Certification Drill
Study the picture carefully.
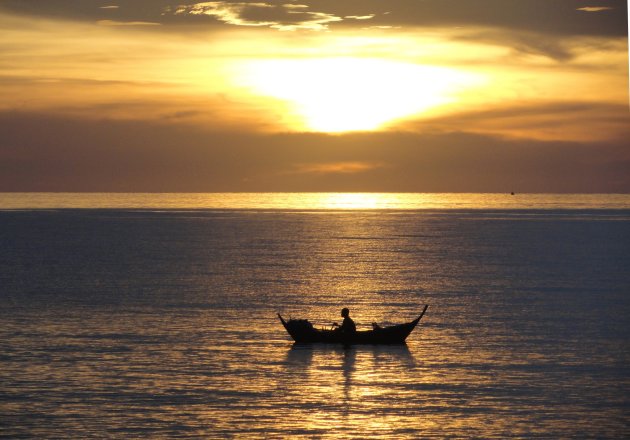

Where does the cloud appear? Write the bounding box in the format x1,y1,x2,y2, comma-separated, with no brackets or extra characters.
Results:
288,161,385,175
345,15,375,20
1,110,628,193
99,5,120,9
96,19,161,26
577,6,614,12
0,1,626,36
452,28,577,61
170,1,343,31
398,101,630,143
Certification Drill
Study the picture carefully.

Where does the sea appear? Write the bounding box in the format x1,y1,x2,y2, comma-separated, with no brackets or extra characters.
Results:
1,193,629,439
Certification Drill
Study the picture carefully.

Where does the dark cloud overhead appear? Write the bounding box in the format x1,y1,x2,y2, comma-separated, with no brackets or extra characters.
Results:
0,0,626,35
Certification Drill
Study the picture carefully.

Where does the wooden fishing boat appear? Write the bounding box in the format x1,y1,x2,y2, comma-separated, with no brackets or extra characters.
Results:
278,305,428,345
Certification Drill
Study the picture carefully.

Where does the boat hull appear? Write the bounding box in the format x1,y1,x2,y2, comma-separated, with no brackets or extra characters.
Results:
278,305,428,345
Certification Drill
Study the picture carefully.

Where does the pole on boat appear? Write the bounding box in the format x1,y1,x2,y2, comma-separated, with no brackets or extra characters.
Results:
420,304,428,318
416,304,429,323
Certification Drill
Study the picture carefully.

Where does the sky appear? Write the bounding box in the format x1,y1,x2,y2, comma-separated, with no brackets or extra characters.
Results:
0,0,628,192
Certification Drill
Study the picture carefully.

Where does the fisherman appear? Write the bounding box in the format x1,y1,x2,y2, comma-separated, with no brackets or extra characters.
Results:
333,307,356,335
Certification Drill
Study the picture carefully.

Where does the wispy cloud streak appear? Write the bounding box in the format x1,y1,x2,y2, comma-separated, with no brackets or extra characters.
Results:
170,1,343,31
576,6,614,12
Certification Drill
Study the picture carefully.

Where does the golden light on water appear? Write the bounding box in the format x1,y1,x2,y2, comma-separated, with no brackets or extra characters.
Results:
234,57,484,132
319,193,382,209
2,193,629,210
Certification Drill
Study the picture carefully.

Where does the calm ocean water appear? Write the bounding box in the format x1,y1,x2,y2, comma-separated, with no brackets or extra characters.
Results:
1,193,629,438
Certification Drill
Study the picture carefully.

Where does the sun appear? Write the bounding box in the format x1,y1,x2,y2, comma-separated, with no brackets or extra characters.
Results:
233,57,481,132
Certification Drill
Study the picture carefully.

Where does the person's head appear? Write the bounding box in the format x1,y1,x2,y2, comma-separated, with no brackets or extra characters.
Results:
341,307,350,318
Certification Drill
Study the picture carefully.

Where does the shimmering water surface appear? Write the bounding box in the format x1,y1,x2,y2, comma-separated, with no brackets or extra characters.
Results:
2,192,630,210
1,194,629,438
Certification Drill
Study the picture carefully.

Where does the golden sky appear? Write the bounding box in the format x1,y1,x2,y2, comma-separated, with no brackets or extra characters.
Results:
0,1,628,192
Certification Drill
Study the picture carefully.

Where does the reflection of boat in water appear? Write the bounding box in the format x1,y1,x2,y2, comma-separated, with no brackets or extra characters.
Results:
278,305,428,345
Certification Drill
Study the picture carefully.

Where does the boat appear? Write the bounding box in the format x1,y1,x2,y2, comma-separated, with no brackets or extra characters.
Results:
278,305,428,345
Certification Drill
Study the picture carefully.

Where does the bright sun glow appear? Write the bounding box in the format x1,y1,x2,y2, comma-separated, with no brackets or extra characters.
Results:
319,193,381,209
234,57,482,132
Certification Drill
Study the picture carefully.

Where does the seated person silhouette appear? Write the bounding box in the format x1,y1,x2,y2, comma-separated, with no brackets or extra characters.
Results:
333,307,356,335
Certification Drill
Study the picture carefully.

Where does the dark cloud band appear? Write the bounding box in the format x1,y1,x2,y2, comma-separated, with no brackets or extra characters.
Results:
0,0,626,36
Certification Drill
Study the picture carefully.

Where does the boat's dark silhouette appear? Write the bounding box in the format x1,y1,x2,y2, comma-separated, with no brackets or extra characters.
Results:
278,305,428,345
